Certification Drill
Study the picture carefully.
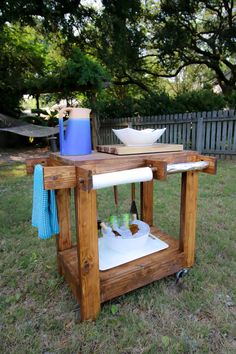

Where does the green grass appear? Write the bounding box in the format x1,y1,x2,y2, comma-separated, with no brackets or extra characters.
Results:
0,160,236,354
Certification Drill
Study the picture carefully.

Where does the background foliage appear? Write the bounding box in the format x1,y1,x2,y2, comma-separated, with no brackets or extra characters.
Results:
0,0,235,119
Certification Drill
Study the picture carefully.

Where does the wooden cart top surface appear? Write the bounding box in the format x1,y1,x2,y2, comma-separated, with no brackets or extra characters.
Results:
49,150,198,168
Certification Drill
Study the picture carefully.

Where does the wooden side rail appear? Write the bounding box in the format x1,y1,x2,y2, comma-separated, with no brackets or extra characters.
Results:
197,154,217,175
42,154,217,190
43,166,76,189
26,156,50,175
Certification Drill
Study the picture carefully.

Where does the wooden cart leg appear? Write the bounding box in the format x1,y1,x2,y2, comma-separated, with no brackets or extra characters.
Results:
179,171,199,268
74,172,100,321
140,180,154,226
55,189,72,275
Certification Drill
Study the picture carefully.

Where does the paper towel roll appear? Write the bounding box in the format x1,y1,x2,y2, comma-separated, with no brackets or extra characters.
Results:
167,161,209,174
92,167,153,190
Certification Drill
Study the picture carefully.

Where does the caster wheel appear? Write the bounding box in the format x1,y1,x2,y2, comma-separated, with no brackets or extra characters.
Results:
175,268,189,283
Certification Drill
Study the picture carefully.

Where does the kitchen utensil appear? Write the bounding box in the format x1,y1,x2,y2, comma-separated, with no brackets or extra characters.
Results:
113,185,119,215
130,183,139,219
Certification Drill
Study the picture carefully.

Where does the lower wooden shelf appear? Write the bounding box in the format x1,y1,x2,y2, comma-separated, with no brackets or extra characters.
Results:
58,226,185,304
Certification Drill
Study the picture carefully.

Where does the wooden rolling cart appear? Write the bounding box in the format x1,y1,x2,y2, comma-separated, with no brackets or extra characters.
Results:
27,149,217,322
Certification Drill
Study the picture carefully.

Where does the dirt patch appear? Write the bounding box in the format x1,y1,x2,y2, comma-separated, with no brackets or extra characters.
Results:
0,147,49,165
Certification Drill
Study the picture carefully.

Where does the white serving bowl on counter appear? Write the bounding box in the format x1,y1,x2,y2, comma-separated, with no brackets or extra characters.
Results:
112,127,166,146
102,220,150,253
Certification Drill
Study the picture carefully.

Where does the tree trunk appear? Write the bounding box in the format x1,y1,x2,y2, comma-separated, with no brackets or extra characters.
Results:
36,93,40,116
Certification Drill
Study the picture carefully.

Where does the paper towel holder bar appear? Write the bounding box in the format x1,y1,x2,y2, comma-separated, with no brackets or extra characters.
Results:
80,161,211,191
42,154,216,190
146,154,217,181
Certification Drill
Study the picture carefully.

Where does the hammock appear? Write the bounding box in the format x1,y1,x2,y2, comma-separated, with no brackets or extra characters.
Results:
0,113,59,138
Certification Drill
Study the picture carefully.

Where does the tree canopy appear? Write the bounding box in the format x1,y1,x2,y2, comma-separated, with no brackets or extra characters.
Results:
0,0,235,118
152,0,236,95
0,22,108,115
90,0,236,95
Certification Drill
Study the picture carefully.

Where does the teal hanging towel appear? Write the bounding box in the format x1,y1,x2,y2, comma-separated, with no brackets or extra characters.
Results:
32,164,59,239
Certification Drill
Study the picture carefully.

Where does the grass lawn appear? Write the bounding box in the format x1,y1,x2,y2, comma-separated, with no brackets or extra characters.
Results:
0,160,236,353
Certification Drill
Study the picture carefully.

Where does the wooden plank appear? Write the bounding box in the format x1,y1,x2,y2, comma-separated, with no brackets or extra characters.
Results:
101,253,184,302
197,155,217,175
210,121,216,151
233,121,236,150
173,123,178,143
227,121,233,151
58,229,184,304
216,121,222,151
179,171,198,268
169,123,173,144
96,143,183,155
196,116,204,153
58,246,80,302
55,189,72,275
192,121,196,150
163,124,167,143
165,125,169,144
145,152,198,165
100,229,184,302
221,120,228,151
43,166,76,190
140,180,154,226
55,189,72,251
50,151,197,176
205,121,211,152
178,122,182,144
186,122,191,150
182,122,186,148
159,124,163,143
146,160,167,180
26,156,49,174
75,167,100,321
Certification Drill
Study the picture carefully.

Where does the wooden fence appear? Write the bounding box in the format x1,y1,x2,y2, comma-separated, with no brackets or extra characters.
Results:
98,109,236,156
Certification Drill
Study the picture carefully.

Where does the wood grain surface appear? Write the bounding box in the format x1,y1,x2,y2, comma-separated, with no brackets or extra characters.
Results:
179,171,199,267
74,167,101,321
96,143,183,155
58,227,184,304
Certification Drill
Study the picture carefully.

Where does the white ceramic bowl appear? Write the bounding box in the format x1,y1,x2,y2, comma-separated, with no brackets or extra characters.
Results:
112,127,166,146
102,220,150,253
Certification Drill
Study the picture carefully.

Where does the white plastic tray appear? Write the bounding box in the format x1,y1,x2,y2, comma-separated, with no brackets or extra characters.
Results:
98,234,169,271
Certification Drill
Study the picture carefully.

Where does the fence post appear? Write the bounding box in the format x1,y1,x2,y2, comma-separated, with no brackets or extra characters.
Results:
196,117,204,153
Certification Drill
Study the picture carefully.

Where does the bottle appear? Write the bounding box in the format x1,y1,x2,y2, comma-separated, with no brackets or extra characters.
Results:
109,215,122,236
121,213,130,229
109,215,119,228
100,222,112,235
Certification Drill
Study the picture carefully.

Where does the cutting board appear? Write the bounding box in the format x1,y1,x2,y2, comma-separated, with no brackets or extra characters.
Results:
96,143,183,155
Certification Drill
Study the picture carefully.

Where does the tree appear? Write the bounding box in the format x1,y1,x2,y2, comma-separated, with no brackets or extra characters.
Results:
24,47,108,95
0,1,105,115
0,0,94,35
88,0,154,91
146,0,236,95
89,1,236,96
0,24,46,115
0,23,108,116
